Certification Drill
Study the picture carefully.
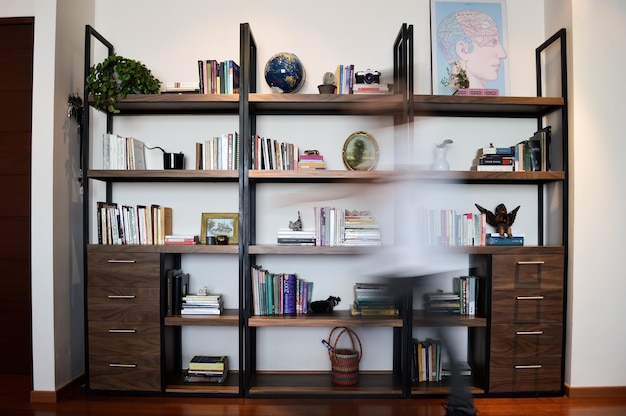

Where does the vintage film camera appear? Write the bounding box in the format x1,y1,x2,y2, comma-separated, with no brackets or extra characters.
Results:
355,69,381,84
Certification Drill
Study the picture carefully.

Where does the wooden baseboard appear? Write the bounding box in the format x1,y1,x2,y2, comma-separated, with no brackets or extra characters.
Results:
30,374,85,403
565,384,626,398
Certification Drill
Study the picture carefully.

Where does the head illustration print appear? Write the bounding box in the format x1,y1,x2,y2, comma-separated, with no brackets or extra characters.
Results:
437,9,506,90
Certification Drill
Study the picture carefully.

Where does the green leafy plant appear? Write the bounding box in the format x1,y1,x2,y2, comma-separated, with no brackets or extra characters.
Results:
85,54,161,113
440,61,469,90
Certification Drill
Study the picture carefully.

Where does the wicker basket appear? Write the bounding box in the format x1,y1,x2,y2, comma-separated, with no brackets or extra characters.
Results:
327,327,362,385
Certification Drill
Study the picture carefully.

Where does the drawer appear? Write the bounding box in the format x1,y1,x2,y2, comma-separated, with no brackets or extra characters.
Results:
492,254,563,290
88,251,160,287
490,323,562,359
88,321,160,355
491,288,563,324
89,354,161,391
489,356,562,393
88,286,160,322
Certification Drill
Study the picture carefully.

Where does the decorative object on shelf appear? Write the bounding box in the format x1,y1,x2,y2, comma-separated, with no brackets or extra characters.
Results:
440,61,469,91
474,203,520,237
431,0,508,95
264,52,306,93
85,54,161,113
200,212,239,245
432,139,453,170
215,235,229,245
288,211,303,231
327,327,362,386
342,131,379,171
354,69,381,84
318,72,336,94
146,145,185,169
310,296,341,314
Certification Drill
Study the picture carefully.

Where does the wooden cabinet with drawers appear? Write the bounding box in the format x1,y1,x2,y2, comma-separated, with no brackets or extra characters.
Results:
86,248,165,391
488,249,565,393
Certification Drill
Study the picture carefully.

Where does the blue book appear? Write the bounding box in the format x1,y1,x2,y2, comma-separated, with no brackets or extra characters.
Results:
486,234,524,246
282,273,297,315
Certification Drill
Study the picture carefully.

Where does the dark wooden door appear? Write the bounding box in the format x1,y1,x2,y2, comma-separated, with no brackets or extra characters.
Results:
0,17,33,374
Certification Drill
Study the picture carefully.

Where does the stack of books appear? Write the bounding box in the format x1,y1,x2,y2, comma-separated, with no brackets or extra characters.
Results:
181,293,224,315
476,145,514,171
297,152,326,170
352,83,389,94
424,292,461,314
276,228,316,245
342,210,381,246
351,282,399,316
164,235,197,245
185,355,229,383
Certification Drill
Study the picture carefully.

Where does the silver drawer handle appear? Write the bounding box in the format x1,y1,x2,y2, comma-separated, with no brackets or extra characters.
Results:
108,329,137,334
515,364,542,369
516,296,544,300
107,295,136,299
517,261,545,265
108,363,137,368
516,331,544,335
107,259,137,263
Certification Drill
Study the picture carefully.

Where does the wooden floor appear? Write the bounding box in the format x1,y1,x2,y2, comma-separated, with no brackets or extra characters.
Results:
5,375,626,416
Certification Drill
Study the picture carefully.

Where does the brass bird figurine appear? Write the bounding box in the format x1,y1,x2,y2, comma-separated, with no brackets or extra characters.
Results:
475,203,520,238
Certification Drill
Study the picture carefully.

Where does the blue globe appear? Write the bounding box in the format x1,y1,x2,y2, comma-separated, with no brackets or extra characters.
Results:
264,52,305,93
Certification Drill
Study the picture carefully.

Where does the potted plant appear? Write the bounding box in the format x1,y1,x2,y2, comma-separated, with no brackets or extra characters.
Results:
440,61,469,92
318,71,336,94
85,54,161,113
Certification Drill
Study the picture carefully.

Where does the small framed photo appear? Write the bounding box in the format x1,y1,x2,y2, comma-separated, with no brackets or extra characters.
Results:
430,0,508,95
200,212,238,245
342,131,379,171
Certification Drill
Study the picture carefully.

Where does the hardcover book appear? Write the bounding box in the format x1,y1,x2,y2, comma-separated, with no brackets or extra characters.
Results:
188,355,228,371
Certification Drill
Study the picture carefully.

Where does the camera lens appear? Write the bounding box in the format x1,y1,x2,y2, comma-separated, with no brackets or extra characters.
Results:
364,73,374,84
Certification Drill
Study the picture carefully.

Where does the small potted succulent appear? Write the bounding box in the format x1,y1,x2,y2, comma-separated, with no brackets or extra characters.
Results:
318,71,336,94
86,54,161,113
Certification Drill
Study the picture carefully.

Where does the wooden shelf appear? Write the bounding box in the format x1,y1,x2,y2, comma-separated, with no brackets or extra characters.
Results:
249,245,380,255
164,309,239,326
248,372,402,396
87,244,239,254
248,310,402,327
165,370,240,394
412,95,564,118
412,310,487,328
248,169,394,183
87,169,238,182
248,93,404,115
89,93,240,115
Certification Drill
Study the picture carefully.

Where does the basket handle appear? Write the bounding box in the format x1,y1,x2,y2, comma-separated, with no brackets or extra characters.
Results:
327,327,362,363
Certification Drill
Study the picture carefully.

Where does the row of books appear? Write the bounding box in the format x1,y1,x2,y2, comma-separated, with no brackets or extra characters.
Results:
194,132,240,170
411,338,472,383
314,207,381,247
416,208,524,247
103,133,146,170
96,202,171,245
185,355,229,384
351,282,399,316
197,59,240,95
250,266,314,316
476,126,551,172
251,134,300,170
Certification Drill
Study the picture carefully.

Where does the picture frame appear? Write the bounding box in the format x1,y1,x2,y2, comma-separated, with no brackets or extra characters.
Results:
200,212,238,245
342,131,379,171
430,0,508,95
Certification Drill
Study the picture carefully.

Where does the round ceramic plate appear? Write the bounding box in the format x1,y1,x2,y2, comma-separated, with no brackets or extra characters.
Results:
342,131,379,171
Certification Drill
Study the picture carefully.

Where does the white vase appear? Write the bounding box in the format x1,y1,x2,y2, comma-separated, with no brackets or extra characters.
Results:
432,146,449,170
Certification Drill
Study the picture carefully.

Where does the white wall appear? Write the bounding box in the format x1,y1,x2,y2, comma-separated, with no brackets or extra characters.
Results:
567,0,626,388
